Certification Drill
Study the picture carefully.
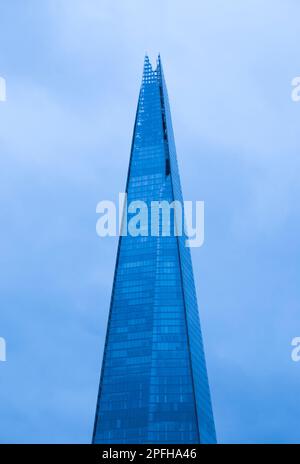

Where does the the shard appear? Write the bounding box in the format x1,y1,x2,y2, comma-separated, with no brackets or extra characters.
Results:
93,56,216,444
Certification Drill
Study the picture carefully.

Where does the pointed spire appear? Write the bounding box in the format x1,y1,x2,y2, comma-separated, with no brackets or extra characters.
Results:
156,53,163,84
142,54,156,84
143,54,151,74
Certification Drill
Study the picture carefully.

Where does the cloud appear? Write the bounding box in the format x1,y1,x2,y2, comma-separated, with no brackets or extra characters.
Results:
0,0,300,443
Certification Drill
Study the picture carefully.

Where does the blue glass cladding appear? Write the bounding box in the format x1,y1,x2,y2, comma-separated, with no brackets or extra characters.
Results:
93,56,216,444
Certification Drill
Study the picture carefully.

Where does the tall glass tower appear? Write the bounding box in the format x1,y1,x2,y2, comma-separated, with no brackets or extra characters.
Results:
93,56,216,444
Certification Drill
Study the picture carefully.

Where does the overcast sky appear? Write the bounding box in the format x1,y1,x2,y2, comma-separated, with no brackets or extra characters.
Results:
0,0,300,443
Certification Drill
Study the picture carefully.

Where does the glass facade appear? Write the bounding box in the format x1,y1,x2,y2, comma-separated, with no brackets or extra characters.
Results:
93,56,216,444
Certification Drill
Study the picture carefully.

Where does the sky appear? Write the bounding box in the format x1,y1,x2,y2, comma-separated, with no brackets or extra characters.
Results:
0,0,300,444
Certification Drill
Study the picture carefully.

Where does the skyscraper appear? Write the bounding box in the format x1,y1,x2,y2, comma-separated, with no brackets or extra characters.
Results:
93,56,216,444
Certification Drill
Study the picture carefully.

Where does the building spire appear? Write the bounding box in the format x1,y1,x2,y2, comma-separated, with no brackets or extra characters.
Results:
93,55,217,444
142,54,156,83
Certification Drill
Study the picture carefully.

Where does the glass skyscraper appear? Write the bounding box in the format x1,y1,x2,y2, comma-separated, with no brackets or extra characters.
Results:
93,56,216,444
